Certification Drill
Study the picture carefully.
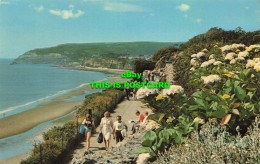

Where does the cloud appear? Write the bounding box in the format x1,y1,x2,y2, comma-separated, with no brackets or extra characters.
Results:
196,18,203,23
150,13,155,17
177,3,190,12
0,0,9,5
103,3,144,12
245,6,249,10
35,5,44,12
49,6,84,19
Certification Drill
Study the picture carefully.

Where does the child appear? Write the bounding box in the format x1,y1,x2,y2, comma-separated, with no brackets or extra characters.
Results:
112,115,128,144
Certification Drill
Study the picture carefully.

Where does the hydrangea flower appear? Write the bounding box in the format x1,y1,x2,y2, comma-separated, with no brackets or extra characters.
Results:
136,87,158,99
196,52,205,58
201,75,221,84
225,52,236,60
162,85,184,96
254,63,260,71
246,60,256,68
191,54,197,58
190,67,195,71
236,57,245,61
213,61,222,65
230,59,236,64
146,121,160,131
209,54,215,59
238,51,249,58
190,58,198,66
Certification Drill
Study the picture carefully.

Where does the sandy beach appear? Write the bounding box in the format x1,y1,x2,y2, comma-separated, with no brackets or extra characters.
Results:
0,100,83,139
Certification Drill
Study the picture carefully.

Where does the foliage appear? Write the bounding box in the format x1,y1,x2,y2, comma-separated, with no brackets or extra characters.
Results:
134,60,156,80
135,27,260,159
151,46,179,62
155,118,260,164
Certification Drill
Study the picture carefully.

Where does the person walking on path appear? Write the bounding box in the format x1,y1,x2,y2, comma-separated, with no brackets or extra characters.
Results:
100,111,113,151
112,115,128,144
82,114,96,151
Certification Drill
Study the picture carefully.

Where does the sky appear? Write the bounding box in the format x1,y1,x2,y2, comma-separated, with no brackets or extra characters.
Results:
0,0,259,58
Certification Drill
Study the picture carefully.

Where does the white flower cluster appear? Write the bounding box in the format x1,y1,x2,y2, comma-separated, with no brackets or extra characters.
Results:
200,59,216,68
225,52,236,60
246,58,260,71
190,58,198,66
201,74,221,84
191,52,206,59
136,87,158,99
213,61,222,65
238,51,249,58
246,44,260,52
162,85,184,96
221,44,245,52
145,120,160,131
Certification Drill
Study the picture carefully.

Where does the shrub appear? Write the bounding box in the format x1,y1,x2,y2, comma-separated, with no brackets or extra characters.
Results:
154,118,260,164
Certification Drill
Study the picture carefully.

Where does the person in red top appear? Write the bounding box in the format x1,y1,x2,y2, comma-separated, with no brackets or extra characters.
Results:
130,111,148,135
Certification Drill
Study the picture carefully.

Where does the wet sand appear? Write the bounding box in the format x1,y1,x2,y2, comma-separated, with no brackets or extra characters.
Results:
0,100,83,139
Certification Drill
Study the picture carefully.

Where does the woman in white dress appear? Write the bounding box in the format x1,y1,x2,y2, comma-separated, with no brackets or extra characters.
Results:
100,111,113,151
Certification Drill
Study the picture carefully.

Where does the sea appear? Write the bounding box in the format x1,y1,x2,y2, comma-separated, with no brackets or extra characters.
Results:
0,59,110,160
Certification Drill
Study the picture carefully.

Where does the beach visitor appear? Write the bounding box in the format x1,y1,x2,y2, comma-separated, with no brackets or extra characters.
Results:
100,111,113,151
82,114,96,151
130,111,148,135
112,115,128,144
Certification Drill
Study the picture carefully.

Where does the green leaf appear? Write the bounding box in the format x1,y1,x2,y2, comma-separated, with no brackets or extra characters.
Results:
158,113,166,122
192,91,202,98
225,79,232,88
173,132,184,144
234,81,240,89
235,86,246,101
194,98,205,107
212,106,228,118
188,105,200,111
134,147,156,157
159,129,170,144
142,131,157,147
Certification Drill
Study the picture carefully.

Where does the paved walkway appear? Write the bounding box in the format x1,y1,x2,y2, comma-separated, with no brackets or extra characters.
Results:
68,97,151,164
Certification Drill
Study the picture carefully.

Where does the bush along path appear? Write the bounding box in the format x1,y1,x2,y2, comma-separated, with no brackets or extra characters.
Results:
133,40,260,162
70,99,152,164
21,89,125,164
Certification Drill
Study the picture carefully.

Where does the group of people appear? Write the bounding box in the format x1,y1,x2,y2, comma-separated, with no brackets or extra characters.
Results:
81,110,149,152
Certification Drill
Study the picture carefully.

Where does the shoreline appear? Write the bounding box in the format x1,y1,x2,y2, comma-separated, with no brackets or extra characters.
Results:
0,69,129,163
58,65,132,74
0,100,83,139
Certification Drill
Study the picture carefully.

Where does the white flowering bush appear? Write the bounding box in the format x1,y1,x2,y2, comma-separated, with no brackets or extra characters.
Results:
161,85,184,97
136,87,159,99
135,39,260,159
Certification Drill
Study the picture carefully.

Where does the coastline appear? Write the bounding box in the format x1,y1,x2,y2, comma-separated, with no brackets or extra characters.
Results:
0,68,129,163
0,100,83,139
58,65,132,74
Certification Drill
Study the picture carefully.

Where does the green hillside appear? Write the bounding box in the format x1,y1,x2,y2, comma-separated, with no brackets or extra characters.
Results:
13,42,180,68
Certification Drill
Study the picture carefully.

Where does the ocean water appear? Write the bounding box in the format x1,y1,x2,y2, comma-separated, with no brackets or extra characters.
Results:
0,59,111,160
0,59,110,117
